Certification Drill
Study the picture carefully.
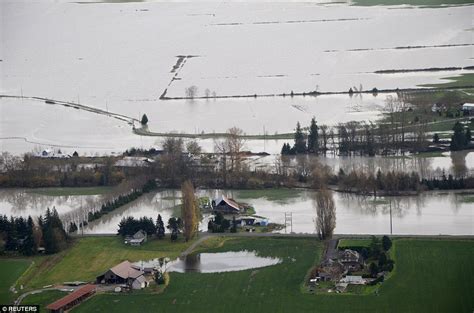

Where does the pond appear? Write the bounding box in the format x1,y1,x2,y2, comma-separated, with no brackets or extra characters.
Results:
134,251,282,273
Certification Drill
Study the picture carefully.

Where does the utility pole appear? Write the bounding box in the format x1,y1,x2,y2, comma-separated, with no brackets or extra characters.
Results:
284,212,293,233
389,202,393,235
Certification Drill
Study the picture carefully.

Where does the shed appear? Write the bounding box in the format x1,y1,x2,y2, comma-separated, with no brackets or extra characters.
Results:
212,195,242,214
463,103,474,112
46,284,96,313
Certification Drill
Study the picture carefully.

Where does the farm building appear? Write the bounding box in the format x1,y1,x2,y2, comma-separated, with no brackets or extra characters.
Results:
462,103,474,112
46,284,96,313
339,275,366,285
126,230,147,246
212,195,243,214
338,249,364,272
237,216,268,226
96,260,148,289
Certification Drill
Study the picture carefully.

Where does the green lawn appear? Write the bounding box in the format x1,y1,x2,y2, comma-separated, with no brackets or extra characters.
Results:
338,239,372,249
0,259,31,304
28,187,113,196
236,188,303,203
22,290,67,313
17,236,194,290
73,238,474,313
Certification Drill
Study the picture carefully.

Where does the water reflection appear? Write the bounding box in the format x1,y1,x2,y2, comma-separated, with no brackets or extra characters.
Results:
137,251,282,273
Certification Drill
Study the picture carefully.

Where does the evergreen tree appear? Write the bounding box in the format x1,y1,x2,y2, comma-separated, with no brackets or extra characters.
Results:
466,128,472,144
307,117,319,153
450,122,467,151
156,214,165,239
21,216,36,256
141,114,149,125
293,122,307,154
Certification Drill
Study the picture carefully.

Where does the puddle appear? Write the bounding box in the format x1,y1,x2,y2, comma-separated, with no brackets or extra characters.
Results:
135,251,282,274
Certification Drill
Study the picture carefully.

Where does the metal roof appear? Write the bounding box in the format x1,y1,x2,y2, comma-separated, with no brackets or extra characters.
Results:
46,284,96,310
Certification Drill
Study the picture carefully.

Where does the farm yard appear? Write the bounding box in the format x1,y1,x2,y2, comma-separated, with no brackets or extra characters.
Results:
1,236,472,313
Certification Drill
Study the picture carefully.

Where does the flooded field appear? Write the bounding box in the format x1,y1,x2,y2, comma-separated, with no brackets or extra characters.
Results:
1,1,472,155
75,188,474,235
135,251,282,273
0,188,106,218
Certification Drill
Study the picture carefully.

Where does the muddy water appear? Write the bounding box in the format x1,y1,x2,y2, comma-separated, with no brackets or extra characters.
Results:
135,251,282,273
1,2,472,155
75,189,474,235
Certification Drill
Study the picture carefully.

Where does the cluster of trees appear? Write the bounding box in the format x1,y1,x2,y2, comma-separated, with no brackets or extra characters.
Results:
0,152,125,188
207,212,232,233
362,236,394,278
421,174,474,190
337,169,421,195
450,121,472,151
88,180,157,222
117,214,183,241
0,208,68,255
281,118,322,155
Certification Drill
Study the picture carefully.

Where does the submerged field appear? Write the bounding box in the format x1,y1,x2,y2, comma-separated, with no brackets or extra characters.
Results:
71,237,473,313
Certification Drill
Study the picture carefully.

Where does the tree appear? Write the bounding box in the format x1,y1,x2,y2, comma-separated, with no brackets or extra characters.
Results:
307,117,319,153
450,122,467,151
186,140,201,156
369,262,379,277
314,188,336,240
167,217,182,241
382,235,392,251
230,216,237,233
156,214,165,239
141,114,149,125
293,122,307,154
181,180,199,241
185,86,198,99
433,133,440,143
226,127,246,173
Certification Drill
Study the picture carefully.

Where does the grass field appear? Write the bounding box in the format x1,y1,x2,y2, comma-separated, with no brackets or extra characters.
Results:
422,73,474,88
17,236,194,290
28,187,113,196
73,237,474,313
236,188,303,203
0,259,31,303
22,290,67,313
337,239,372,249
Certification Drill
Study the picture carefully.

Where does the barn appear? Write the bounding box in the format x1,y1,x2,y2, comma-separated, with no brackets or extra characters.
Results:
212,195,243,214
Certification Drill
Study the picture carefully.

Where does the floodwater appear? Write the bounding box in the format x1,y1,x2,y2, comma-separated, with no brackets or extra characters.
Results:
76,188,474,235
135,251,282,273
1,1,472,155
0,188,105,218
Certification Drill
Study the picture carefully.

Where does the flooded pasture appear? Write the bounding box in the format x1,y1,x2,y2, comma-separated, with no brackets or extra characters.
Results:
1,1,472,155
77,189,474,235
135,251,282,273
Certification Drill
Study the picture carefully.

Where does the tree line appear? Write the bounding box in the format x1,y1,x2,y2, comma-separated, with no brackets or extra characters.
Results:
0,208,68,255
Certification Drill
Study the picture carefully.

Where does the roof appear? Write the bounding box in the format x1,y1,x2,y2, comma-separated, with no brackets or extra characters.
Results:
110,261,144,279
463,103,474,108
133,230,146,239
340,275,364,283
215,195,241,211
46,284,96,310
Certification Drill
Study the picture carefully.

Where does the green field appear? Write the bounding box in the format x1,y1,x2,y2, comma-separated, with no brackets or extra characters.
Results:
17,236,194,290
28,187,113,196
72,237,473,313
236,188,303,203
22,290,67,313
337,239,372,249
422,73,474,88
0,259,31,303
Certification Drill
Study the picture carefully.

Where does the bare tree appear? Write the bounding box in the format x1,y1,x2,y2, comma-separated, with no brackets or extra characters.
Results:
185,86,198,99
204,88,211,98
186,140,201,156
226,127,246,173
314,188,336,240
181,180,199,241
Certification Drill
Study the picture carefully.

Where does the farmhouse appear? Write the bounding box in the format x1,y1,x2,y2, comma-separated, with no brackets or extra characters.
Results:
125,230,147,246
96,260,148,289
46,284,96,313
338,249,364,272
462,103,474,113
212,195,243,214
